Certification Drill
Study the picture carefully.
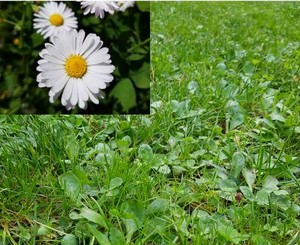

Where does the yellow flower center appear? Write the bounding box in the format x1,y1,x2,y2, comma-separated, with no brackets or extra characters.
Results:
65,55,87,78
49,13,64,26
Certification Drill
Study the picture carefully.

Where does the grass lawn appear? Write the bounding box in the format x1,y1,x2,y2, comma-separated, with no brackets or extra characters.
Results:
1,1,300,245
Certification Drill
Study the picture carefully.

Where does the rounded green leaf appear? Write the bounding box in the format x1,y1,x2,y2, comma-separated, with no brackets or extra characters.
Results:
109,227,125,245
187,81,199,95
37,224,51,236
242,168,256,192
137,2,150,12
109,177,124,190
147,198,169,215
129,63,150,89
110,79,136,112
87,224,111,245
229,152,245,179
138,144,153,161
58,171,82,202
262,176,279,193
80,207,108,229
61,234,77,245
65,135,79,162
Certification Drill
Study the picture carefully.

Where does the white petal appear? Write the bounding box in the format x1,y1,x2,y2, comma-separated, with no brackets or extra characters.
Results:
49,89,62,103
75,30,86,54
43,54,65,65
80,34,96,56
39,62,64,71
62,78,74,103
50,73,69,93
82,72,100,94
87,53,111,65
89,64,115,74
84,70,111,89
86,89,99,104
78,98,87,110
77,80,89,101
40,69,65,80
70,79,79,106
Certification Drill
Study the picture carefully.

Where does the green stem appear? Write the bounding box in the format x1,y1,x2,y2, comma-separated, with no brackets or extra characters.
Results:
2,19,17,26
33,220,68,236
128,37,150,52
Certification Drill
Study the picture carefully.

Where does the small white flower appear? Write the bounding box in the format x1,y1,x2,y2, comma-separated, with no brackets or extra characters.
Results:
79,1,120,19
37,29,115,111
33,1,78,39
118,1,135,12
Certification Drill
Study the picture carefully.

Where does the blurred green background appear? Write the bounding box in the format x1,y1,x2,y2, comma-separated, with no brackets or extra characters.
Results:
0,1,150,114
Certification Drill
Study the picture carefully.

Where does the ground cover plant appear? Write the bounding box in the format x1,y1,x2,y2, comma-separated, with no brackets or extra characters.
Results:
0,1,150,114
0,1,300,245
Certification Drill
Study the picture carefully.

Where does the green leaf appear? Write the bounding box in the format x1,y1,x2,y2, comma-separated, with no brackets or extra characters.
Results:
69,211,82,220
240,186,255,201
262,176,279,193
226,100,244,130
217,225,244,244
87,224,111,245
19,227,31,241
37,224,51,236
136,1,150,12
58,171,81,202
262,118,276,129
65,135,79,162
109,227,125,245
172,165,186,175
129,62,150,89
273,190,289,196
295,126,300,134
223,85,239,98
138,144,153,162
121,201,145,231
157,165,171,174
147,198,169,215
80,207,108,229
74,220,88,238
270,112,286,122
122,135,132,146
242,62,255,74
230,112,244,130
229,152,245,180
124,218,137,243
109,177,123,190
127,53,145,61
252,234,272,245
31,33,44,48
187,81,199,94
219,179,238,193
265,54,276,63
263,224,278,232
74,168,90,185
61,234,77,245
4,71,17,93
256,189,269,205
242,168,256,192
110,78,136,112
106,189,120,197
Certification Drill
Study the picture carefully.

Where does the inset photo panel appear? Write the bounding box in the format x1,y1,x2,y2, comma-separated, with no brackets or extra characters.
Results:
0,1,150,114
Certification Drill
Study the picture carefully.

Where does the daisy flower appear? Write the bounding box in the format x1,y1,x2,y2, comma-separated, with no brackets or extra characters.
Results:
37,29,115,111
79,1,120,19
33,2,78,39
118,1,135,12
